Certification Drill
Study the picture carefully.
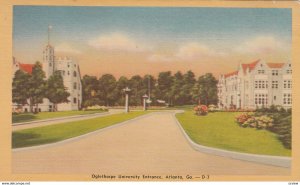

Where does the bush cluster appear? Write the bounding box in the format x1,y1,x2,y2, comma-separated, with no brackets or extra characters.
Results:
235,105,292,149
194,105,208,116
235,113,273,129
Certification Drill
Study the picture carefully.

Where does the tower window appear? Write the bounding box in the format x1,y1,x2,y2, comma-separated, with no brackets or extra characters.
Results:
73,71,77,77
73,82,77,90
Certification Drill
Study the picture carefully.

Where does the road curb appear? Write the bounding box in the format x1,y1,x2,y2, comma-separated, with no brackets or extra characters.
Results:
13,111,158,152
172,112,291,168
12,112,110,126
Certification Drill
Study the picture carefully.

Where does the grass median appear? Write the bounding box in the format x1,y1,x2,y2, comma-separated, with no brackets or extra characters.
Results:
176,110,291,156
12,109,107,123
12,111,149,148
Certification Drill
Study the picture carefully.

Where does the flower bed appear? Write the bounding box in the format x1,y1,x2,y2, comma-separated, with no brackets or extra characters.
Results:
194,105,208,116
235,112,273,129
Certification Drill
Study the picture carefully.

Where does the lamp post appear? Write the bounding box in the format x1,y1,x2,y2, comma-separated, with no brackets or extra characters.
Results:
142,94,149,111
123,87,131,113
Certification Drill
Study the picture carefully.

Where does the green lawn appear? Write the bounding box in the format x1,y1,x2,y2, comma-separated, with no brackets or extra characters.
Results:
12,111,148,148
12,109,107,123
176,111,291,156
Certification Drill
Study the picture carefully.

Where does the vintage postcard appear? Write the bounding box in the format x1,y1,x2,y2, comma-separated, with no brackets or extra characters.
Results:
0,0,300,183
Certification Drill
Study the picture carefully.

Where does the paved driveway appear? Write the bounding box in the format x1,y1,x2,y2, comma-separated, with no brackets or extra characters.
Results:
12,112,290,175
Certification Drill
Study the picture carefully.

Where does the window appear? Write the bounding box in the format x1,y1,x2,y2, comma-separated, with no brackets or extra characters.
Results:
287,70,292,74
255,94,268,105
258,70,265,74
73,82,77,90
73,71,77,77
274,96,276,100
272,70,278,76
73,97,77,104
74,64,76,67
68,71,70,75
284,80,292,89
283,94,292,105
272,81,278,89
68,64,70,68
255,80,268,89
49,62,52,67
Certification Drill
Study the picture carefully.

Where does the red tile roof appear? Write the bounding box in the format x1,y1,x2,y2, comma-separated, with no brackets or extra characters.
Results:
224,71,238,78
19,63,34,74
266,63,285,68
241,59,260,73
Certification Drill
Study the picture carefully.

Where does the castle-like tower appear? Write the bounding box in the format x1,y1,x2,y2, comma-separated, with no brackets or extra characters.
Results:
43,26,55,79
12,26,82,112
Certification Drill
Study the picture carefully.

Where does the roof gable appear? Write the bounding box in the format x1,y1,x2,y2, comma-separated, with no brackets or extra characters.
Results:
19,63,34,74
266,63,285,69
224,71,238,78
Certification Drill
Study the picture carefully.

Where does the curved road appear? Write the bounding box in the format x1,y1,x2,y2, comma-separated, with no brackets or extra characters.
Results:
12,112,290,175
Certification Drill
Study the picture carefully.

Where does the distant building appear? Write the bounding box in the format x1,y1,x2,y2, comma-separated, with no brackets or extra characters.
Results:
12,41,82,112
217,59,292,110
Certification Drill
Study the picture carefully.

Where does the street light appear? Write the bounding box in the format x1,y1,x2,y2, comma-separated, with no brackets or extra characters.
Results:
123,87,131,113
142,94,149,111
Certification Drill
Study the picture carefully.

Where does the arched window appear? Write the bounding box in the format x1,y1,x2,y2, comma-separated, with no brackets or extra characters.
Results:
73,71,77,77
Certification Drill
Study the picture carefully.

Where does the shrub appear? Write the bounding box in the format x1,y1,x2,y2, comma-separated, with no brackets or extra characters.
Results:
235,113,273,129
194,105,208,116
208,104,217,112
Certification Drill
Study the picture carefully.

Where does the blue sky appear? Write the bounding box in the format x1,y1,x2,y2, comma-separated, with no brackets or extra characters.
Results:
13,6,292,77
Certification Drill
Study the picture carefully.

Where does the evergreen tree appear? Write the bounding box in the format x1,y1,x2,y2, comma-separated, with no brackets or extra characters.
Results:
197,73,218,105
46,71,70,111
171,71,185,105
82,75,100,107
115,76,129,106
157,71,174,105
181,70,196,104
129,75,144,106
28,62,46,113
98,74,118,106
12,70,31,106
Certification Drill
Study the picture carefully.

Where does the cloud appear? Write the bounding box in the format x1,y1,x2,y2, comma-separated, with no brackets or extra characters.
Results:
88,33,148,52
175,42,217,60
148,42,225,62
235,36,288,54
147,54,174,62
55,43,81,54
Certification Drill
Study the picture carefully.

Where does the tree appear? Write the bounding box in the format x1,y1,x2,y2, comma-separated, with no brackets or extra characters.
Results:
181,70,196,105
46,71,70,111
115,76,130,105
27,62,46,113
196,73,218,105
12,70,31,106
171,71,185,105
82,75,100,107
129,75,144,106
157,71,174,105
98,74,118,106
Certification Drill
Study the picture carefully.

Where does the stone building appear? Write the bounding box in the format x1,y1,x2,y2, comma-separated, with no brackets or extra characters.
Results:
217,59,292,109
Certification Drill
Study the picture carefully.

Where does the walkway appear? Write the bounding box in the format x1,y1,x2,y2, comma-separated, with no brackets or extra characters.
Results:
12,109,123,131
12,112,290,175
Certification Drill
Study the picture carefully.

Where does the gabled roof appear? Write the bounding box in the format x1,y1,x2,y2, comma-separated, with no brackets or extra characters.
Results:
19,63,34,74
224,71,238,78
266,63,285,68
241,59,260,73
